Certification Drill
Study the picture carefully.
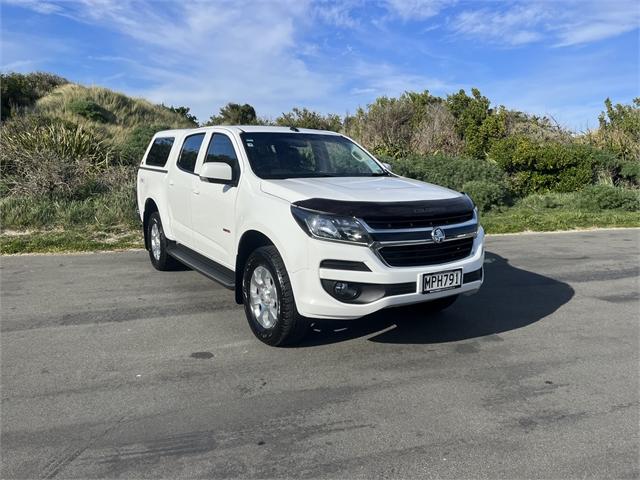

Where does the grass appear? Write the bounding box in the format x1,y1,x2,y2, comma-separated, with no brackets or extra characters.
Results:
483,209,640,234
0,228,143,254
0,187,138,230
482,191,640,233
1,191,638,254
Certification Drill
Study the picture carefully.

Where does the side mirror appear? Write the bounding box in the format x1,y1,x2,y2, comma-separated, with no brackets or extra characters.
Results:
200,162,233,184
382,162,392,172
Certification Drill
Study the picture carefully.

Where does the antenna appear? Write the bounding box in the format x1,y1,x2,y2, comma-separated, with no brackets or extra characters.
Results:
289,126,300,132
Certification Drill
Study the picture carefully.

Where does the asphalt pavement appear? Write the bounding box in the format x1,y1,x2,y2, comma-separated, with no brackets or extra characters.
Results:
1,229,639,479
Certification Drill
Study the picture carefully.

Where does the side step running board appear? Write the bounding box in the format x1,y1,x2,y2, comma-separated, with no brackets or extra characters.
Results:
166,243,235,290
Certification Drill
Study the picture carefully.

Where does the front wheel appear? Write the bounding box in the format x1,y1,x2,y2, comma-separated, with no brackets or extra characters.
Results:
242,246,309,346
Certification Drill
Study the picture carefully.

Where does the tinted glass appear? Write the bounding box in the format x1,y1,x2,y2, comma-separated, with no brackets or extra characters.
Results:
146,137,174,167
240,133,386,179
177,133,205,173
205,133,240,180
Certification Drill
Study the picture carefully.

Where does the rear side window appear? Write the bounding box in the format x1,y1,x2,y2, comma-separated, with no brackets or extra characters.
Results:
205,133,240,180
145,137,174,167
177,133,205,173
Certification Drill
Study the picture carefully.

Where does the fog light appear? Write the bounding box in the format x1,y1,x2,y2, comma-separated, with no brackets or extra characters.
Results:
333,281,360,300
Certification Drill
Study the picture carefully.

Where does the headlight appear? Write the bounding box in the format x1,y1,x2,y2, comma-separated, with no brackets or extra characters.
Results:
291,206,371,245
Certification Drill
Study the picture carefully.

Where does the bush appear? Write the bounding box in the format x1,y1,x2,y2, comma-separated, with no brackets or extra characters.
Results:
389,154,508,189
594,150,640,187
462,180,508,212
1,72,68,120
68,99,115,123
118,124,169,165
386,154,511,209
0,115,114,198
275,107,342,131
585,98,640,164
489,136,598,195
576,185,640,212
516,192,570,210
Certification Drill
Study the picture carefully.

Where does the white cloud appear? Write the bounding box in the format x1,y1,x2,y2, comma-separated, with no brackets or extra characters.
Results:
450,0,640,47
3,0,63,14
4,0,454,121
384,0,453,20
7,0,332,119
452,5,547,45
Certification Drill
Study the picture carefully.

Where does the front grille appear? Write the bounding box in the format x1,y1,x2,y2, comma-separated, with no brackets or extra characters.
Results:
364,212,473,230
378,237,474,267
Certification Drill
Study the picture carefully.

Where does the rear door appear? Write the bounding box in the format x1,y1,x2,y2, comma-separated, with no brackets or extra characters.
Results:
191,132,242,268
167,132,206,248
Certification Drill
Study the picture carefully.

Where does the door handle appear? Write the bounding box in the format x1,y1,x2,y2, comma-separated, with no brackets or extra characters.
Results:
192,189,200,195
169,180,174,187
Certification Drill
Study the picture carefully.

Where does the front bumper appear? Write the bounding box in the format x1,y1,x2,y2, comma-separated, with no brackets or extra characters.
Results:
291,226,485,320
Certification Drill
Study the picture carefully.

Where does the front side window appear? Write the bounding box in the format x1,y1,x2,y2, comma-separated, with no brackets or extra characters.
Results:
145,137,174,167
177,133,205,173
205,133,240,180
240,133,386,179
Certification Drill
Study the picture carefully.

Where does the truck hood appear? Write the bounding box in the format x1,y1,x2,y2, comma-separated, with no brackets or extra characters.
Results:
260,176,461,204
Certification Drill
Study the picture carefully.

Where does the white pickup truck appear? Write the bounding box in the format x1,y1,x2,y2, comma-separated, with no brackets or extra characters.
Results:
137,126,484,346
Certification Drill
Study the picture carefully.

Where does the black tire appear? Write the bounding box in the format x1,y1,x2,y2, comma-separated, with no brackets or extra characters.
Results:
420,294,459,313
242,246,309,346
147,212,180,271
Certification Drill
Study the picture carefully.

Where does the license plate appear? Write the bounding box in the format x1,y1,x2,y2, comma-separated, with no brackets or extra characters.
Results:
422,269,462,294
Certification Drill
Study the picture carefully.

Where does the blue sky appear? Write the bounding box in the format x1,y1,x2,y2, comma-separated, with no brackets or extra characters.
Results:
1,0,639,130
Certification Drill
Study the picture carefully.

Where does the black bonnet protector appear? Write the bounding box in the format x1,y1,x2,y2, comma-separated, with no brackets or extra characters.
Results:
293,196,475,222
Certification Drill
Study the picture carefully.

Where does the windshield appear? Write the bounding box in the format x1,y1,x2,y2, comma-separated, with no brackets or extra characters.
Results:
240,132,387,179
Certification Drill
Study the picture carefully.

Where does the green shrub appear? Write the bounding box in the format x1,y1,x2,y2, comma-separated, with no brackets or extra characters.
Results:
118,124,170,165
462,180,508,212
594,151,640,187
516,192,572,210
389,154,509,189
576,185,640,211
68,99,115,123
1,72,68,120
489,136,598,195
275,107,342,131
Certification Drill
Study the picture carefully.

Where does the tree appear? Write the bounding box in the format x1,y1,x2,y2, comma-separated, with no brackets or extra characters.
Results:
275,107,342,131
445,88,492,159
585,98,640,182
205,103,257,125
165,105,198,126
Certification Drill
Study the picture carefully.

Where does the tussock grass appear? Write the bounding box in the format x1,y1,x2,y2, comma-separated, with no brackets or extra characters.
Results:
36,83,194,129
0,185,138,230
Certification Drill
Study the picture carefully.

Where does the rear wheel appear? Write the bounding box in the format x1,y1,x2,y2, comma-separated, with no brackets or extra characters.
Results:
242,246,309,346
147,212,180,271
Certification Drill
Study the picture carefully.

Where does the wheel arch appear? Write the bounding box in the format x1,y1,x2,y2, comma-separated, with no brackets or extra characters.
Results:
235,230,275,304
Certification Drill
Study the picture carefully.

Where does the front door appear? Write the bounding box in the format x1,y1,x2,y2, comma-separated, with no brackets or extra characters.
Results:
191,132,241,268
